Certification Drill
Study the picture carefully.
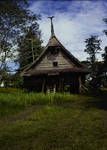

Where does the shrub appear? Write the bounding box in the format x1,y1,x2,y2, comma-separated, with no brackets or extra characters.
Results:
0,88,24,94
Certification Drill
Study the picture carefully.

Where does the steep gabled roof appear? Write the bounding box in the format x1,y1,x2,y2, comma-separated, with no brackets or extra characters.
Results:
21,17,89,76
21,35,88,75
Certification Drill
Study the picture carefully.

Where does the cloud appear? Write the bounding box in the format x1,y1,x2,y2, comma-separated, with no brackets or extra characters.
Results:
30,0,107,61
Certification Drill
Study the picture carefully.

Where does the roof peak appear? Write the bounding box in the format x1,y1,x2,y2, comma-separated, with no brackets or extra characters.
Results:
47,35,61,47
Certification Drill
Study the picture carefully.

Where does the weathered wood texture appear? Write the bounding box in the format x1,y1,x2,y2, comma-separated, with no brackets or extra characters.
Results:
29,49,76,72
22,33,89,93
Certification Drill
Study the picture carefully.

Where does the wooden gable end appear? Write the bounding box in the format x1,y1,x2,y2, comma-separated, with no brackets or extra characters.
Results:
22,36,87,76
29,47,77,72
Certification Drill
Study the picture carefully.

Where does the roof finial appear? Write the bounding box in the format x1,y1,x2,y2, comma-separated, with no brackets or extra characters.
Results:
48,16,55,37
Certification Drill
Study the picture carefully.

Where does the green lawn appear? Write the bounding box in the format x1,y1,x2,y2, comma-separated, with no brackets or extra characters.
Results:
0,89,107,150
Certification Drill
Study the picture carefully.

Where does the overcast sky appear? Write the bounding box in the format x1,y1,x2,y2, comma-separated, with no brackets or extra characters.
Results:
29,0,107,61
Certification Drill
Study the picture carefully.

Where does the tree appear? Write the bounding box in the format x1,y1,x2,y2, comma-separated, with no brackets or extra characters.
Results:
103,19,107,67
84,35,102,74
84,35,102,89
103,18,107,36
101,18,107,87
0,1,24,69
17,25,43,69
0,0,40,84
102,46,107,66
102,46,107,87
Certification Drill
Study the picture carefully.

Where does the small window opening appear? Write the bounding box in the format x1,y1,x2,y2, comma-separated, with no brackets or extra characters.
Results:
53,61,58,67
50,47,59,55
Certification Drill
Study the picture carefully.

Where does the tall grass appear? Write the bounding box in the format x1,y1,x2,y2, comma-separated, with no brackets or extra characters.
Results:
0,88,93,117
0,92,91,107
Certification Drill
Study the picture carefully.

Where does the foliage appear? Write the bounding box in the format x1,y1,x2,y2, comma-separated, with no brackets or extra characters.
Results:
0,71,23,88
103,19,107,66
0,87,24,94
102,46,107,87
103,18,107,36
0,68,12,87
8,73,24,88
0,0,26,69
84,35,102,89
84,35,101,69
102,19,107,87
102,46,107,66
0,0,40,82
18,25,43,69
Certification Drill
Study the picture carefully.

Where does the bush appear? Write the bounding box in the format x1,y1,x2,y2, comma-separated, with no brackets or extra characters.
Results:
0,88,25,94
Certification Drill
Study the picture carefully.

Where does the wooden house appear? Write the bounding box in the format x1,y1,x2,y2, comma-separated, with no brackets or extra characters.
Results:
21,17,89,93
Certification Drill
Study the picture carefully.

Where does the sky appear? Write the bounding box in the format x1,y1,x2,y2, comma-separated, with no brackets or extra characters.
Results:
29,0,107,61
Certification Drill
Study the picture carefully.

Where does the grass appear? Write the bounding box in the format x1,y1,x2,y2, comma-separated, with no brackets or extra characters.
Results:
0,88,107,150
0,91,92,117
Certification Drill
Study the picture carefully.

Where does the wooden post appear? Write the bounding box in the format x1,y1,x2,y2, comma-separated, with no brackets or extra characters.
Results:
78,76,82,93
42,78,45,92
53,84,56,93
